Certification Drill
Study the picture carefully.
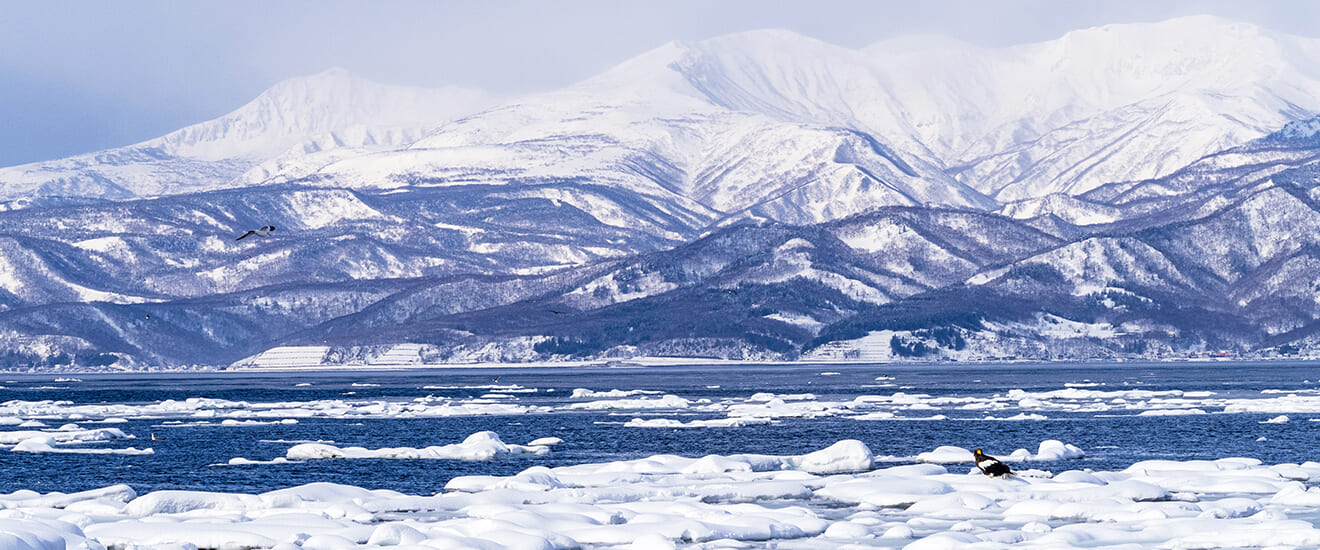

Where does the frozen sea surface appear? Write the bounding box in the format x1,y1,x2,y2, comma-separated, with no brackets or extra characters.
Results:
2,361,1318,495
3,361,1320,548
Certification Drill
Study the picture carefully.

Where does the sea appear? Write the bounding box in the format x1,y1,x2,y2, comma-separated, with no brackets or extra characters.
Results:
2,361,1317,497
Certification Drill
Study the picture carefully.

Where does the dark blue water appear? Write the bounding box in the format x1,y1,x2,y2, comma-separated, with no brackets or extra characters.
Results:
2,361,1317,496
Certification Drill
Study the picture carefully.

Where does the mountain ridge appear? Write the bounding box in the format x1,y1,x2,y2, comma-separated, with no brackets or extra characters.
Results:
10,17,1320,210
4,18,1320,368
0,69,492,202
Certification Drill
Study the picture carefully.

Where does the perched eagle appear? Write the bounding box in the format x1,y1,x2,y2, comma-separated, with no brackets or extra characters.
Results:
236,225,275,241
973,448,1014,477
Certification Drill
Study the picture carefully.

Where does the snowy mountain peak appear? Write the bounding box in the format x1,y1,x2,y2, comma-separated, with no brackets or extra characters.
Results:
580,17,1320,203
1040,15,1287,81
156,68,491,161
0,69,491,202
1058,14,1264,40
7,16,1320,214
688,28,840,52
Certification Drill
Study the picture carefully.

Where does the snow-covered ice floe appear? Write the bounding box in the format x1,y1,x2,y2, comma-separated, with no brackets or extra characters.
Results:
4,385,1320,426
11,436,153,455
7,439,1320,549
624,417,774,428
0,395,535,422
0,426,131,445
571,388,662,398
568,394,693,410
283,431,554,461
914,441,1083,465
224,432,559,465
0,426,152,455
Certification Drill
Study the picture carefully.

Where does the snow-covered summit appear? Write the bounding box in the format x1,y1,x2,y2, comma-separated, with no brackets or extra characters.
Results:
157,67,489,161
870,15,1320,200
6,16,1320,214
392,16,1320,206
0,69,490,202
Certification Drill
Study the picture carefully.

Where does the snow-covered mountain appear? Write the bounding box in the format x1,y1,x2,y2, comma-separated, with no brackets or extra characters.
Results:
11,17,1320,219
678,17,1320,202
249,16,1320,220
7,17,1320,368
0,69,490,203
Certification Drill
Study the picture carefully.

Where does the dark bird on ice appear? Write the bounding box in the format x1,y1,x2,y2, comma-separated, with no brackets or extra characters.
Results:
973,448,1014,477
236,225,276,240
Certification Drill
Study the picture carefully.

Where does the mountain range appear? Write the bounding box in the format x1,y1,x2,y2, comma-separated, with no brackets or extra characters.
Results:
2,15,1319,368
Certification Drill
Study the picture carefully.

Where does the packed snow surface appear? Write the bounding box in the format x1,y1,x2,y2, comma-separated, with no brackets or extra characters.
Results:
5,438,1320,549
2,366,1320,546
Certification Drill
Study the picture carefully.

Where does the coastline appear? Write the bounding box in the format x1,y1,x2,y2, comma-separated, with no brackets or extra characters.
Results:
2,353,1316,375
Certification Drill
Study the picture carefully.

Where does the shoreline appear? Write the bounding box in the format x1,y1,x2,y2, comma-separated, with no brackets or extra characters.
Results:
2,354,1317,375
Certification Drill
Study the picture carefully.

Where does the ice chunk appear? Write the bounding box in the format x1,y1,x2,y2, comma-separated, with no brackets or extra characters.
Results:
568,394,691,410
1033,440,1085,460
624,417,772,428
11,435,153,455
286,431,550,461
916,446,973,464
571,388,661,398
790,439,874,474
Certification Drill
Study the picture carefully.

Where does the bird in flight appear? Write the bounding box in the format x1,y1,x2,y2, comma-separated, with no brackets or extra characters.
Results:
973,448,1014,477
236,225,276,241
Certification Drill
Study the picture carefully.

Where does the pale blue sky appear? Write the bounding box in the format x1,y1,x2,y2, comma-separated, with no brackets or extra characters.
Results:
2,0,1318,167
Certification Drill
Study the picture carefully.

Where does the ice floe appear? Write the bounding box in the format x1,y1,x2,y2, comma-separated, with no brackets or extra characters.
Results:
221,418,299,426
0,427,132,445
284,431,552,461
571,388,661,398
568,394,692,410
624,417,773,428
0,426,150,456
980,412,1048,421
1138,408,1208,416
0,395,536,422
917,441,1084,465
2,382,1320,427
11,435,153,455
4,439,1320,549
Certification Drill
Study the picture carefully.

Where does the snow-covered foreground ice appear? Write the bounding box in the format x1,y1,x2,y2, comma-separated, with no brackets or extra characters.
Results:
6,438,1320,549
3,363,1320,547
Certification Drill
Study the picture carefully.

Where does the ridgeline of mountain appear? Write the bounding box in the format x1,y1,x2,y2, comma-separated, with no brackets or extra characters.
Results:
3,17,1320,368
0,69,491,204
